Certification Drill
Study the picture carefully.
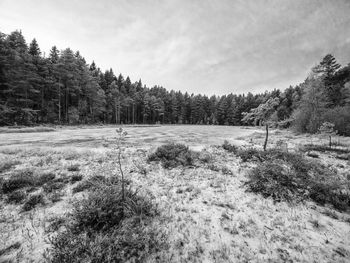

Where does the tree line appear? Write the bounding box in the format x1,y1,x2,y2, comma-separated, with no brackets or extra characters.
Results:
1,30,349,135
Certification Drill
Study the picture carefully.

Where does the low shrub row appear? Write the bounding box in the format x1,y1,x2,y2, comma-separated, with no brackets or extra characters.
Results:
222,142,350,211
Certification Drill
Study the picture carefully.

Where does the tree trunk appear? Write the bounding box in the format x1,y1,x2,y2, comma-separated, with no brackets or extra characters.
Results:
58,80,61,124
329,136,332,148
263,124,269,151
65,85,68,123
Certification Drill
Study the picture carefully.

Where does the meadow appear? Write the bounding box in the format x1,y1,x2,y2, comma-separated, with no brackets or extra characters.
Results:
0,125,349,262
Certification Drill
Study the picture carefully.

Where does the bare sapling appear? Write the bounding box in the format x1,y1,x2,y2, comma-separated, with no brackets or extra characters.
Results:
115,127,128,204
319,122,337,148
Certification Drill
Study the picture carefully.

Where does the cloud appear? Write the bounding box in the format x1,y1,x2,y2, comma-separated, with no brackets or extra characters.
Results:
1,0,350,95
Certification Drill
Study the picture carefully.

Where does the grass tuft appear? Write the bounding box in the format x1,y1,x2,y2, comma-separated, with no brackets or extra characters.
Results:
70,174,83,183
0,159,20,173
2,169,35,193
67,164,80,172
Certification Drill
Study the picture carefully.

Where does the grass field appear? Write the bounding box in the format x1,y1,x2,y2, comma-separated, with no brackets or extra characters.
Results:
0,125,349,262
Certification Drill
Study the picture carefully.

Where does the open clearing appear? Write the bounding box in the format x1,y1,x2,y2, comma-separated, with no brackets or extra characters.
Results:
0,125,350,262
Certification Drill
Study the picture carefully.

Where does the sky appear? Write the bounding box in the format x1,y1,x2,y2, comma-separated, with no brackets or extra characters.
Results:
1,0,350,96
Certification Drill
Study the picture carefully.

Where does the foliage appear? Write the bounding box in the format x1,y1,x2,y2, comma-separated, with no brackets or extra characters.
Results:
243,148,350,210
222,140,238,153
0,159,20,173
37,172,56,185
48,183,166,263
70,174,83,183
319,122,337,147
7,189,26,203
2,169,35,193
0,29,311,126
242,97,280,150
72,181,94,194
43,182,65,193
67,164,80,172
148,143,197,168
1,29,349,139
321,106,350,136
22,193,45,211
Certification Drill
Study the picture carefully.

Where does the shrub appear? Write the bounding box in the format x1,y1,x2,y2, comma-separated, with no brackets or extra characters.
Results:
0,160,20,173
67,164,80,172
36,172,56,186
48,191,64,203
221,166,233,175
198,150,213,163
235,147,262,162
49,183,166,263
50,223,164,263
321,106,350,136
307,152,319,158
71,175,107,194
244,149,350,210
70,174,83,183
0,242,21,257
43,182,65,193
7,189,26,204
222,140,238,153
2,169,35,193
22,193,45,211
246,162,309,202
148,143,197,168
72,185,156,232
336,154,350,161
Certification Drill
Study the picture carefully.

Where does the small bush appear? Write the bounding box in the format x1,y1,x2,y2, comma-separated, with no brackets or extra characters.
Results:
221,167,233,175
71,175,108,194
321,106,350,136
36,172,56,186
43,182,65,193
72,181,94,194
49,183,166,263
246,162,309,202
7,189,26,204
72,185,156,232
70,174,83,183
208,163,220,172
198,150,213,163
245,149,350,210
22,193,45,211
0,160,20,173
2,169,35,193
236,147,262,162
48,191,64,203
0,242,21,257
222,140,238,153
67,164,80,172
307,152,319,158
148,143,197,168
336,154,350,161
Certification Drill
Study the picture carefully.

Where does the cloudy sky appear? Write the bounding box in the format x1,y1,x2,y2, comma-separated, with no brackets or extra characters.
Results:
1,0,350,95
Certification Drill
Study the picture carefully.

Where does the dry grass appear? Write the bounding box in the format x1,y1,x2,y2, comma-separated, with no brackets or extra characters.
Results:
0,126,349,262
